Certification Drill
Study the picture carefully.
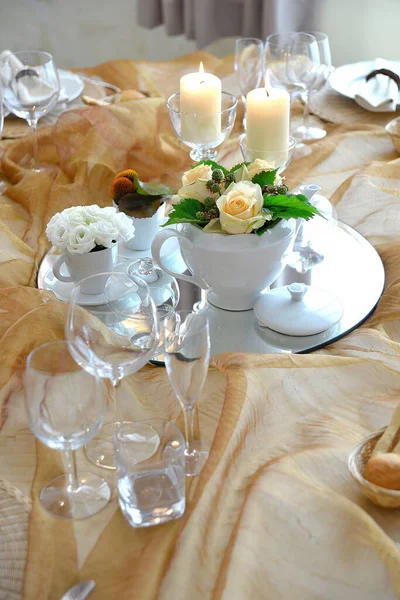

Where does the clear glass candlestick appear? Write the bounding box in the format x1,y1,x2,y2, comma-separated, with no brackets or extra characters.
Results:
239,134,297,173
166,91,238,162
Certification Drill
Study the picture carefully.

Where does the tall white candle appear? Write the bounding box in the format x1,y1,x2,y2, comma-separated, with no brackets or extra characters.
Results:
180,62,222,144
246,73,290,154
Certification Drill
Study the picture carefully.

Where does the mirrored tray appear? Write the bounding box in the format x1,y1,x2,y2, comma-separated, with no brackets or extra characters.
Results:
37,218,385,362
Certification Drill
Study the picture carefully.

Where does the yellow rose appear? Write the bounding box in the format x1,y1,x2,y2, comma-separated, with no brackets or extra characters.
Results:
182,164,213,186
216,181,271,234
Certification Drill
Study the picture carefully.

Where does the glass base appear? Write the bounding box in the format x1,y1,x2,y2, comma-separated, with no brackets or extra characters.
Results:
189,147,217,162
39,473,111,519
185,441,209,477
85,420,161,471
293,125,327,142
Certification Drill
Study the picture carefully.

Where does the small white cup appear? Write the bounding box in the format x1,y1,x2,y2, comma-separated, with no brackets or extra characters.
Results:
53,243,118,294
113,201,165,251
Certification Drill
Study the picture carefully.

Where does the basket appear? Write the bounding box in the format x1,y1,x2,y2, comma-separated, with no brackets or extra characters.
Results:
348,427,400,508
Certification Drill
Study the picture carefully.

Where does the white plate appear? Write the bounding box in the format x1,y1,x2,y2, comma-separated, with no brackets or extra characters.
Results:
329,60,400,105
58,69,84,103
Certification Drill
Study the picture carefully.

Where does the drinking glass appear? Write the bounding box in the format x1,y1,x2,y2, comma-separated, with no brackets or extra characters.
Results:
24,341,111,519
265,32,320,142
163,310,210,477
127,258,180,358
302,31,332,140
166,92,238,162
234,38,264,126
0,50,60,172
66,272,159,470
113,420,186,528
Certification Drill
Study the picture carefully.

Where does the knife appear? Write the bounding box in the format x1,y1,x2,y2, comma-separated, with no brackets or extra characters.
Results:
60,580,96,600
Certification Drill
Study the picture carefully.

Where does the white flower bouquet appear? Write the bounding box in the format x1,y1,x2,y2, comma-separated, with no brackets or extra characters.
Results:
46,205,135,254
163,159,321,235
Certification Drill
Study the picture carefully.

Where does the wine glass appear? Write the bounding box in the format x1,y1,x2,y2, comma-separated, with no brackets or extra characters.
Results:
66,272,159,470
163,310,210,477
0,50,60,172
302,31,332,140
24,341,111,519
265,32,305,100
285,33,321,142
126,258,180,358
234,38,264,127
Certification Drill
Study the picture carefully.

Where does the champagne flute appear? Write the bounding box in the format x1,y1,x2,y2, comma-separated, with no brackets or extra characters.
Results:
24,341,111,519
0,50,60,172
66,272,159,470
302,31,332,140
235,38,264,127
163,310,210,477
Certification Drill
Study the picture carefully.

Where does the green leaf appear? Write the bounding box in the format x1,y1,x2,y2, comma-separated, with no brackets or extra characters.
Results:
252,169,279,187
229,161,251,173
191,160,228,175
162,197,208,227
263,193,323,221
139,181,175,196
256,218,282,236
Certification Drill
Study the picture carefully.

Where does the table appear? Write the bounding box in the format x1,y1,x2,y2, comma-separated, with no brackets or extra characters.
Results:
1,52,400,600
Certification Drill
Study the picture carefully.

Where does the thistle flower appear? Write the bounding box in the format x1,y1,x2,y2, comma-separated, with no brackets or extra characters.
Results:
115,169,138,184
111,176,136,200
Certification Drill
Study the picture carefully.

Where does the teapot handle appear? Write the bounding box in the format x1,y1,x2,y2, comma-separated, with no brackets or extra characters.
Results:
151,228,205,288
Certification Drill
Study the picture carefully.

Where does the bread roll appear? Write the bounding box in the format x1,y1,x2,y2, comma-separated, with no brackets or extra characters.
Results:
364,453,400,490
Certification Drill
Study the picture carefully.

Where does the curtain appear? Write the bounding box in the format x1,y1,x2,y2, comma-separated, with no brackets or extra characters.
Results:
137,0,322,48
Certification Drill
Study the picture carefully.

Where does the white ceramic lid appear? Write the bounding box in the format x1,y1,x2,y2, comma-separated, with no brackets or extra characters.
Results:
254,283,343,336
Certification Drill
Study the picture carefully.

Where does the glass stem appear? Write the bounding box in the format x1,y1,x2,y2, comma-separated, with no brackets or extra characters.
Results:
303,90,310,133
64,444,78,493
242,95,247,130
112,377,123,426
28,116,39,169
183,406,195,456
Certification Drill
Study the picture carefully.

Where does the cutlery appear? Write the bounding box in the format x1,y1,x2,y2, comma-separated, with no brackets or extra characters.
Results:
76,73,121,93
60,580,96,600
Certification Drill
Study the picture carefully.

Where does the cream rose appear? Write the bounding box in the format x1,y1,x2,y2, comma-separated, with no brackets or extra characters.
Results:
182,164,213,186
216,181,271,234
235,159,282,186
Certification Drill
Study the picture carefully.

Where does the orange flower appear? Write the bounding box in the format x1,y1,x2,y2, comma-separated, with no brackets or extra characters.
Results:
111,176,136,200
115,169,138,184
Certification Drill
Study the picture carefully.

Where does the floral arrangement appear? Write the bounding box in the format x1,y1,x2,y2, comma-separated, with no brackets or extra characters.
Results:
111,169,173,218
46,205,135,254
165,159,321,235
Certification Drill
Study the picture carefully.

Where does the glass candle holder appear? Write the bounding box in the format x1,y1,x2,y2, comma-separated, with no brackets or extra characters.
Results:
239,133,297,173
166,91,238,162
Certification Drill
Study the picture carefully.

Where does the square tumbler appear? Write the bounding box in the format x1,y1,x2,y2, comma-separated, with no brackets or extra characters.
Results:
113,419,186,527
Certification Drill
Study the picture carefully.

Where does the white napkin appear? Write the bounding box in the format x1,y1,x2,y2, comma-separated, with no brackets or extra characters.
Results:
0,49,67,107
354,58,399,112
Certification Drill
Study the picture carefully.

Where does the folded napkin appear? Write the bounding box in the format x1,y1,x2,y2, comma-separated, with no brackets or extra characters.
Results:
0,49,67,107
354,58,399,112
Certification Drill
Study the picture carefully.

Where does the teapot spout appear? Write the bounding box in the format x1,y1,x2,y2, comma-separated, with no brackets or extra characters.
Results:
299,183,321,202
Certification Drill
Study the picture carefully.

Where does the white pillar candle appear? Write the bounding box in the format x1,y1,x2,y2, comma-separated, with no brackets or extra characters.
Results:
246,74,290,154
180,62,222,144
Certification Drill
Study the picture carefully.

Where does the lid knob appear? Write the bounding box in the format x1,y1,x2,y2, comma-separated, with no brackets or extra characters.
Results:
288,282,308,302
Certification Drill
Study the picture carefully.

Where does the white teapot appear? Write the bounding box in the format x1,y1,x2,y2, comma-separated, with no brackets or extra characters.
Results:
151,219,298,311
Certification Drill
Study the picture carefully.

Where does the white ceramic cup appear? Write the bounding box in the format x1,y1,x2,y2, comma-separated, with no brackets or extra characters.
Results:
113,202,165,251
52,244,118,294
